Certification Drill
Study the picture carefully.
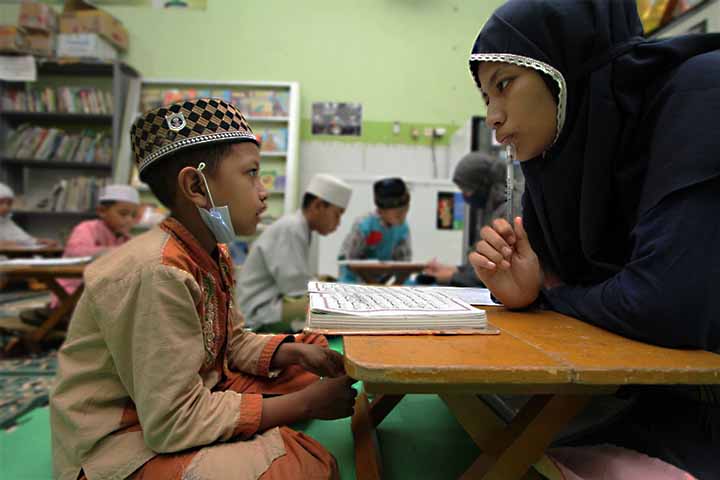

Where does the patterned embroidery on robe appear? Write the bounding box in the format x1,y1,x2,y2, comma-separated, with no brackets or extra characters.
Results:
201,273,218,367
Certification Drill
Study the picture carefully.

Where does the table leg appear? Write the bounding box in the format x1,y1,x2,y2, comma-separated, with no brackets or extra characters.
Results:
28,284,84,348
440,394,506,452
449,394,590,480
352,391,404,480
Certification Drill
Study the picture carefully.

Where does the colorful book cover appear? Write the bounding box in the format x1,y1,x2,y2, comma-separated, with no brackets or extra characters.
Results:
259,170,277,191
163,89,184,105
249,90,288,117
231,90,252,115
258,127,288,153
274,175,286,192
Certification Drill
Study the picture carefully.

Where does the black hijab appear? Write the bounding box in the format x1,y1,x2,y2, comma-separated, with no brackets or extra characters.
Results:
469,0,720,284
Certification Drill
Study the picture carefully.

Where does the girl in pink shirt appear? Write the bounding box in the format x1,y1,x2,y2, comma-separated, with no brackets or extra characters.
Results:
55,185,140,302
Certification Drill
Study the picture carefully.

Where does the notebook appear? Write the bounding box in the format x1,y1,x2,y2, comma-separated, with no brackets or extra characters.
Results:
304,282,498,335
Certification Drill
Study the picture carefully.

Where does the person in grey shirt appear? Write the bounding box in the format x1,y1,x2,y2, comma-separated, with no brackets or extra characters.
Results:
0,182,57,248
423,151,523,287
237,174,352,332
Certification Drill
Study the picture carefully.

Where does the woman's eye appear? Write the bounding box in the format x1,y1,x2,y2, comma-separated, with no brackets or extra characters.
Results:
497,78,511,92
248,169,258,177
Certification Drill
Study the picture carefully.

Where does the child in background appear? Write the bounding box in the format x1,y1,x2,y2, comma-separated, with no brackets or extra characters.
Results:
238,173,352,333
19,185,140,326
338,177,412,283
50,98,355,480
54,184,139,295
0,182,57,248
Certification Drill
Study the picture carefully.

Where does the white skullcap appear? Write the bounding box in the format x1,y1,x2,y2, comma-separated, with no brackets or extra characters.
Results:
305,174,352,209
98,184,140,205
0,182,14,200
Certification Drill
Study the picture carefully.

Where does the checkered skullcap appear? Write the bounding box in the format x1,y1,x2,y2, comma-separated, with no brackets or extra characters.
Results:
131,98,258,179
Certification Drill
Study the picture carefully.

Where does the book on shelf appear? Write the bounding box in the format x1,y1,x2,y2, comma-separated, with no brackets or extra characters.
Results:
1,86,113,114
259,169,276,191
20,175,110,213
258,127,287,153
139,87,289,119
4,124,112,164
303,281,496,335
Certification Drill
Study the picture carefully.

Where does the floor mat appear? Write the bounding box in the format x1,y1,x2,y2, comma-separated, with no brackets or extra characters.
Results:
0,351,57,430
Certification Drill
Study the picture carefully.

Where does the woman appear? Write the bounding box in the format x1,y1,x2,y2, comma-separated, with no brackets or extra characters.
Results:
467,0,720,477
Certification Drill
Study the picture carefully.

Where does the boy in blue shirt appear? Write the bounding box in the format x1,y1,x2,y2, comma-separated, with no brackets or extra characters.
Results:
338,177,411,283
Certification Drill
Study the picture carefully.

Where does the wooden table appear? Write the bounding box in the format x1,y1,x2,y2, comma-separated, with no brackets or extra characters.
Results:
344,261,427,285
0,246,64,258
1,263,87,354
344,307,720,480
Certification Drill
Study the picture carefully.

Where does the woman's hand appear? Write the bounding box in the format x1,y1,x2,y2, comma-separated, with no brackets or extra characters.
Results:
468,217,542,308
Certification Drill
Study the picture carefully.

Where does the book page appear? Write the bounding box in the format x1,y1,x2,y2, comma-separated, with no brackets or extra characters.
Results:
424,287,502,306
0,256,92,267
308,282,481,317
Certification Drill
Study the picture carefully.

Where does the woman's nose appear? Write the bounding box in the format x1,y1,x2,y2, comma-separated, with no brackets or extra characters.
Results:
485,102,505,130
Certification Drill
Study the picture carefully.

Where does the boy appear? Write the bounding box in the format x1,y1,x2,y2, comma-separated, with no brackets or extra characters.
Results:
0,182,57,247
61,184,140,259
238,173,352,332
50,99,356,480
338,177,412,283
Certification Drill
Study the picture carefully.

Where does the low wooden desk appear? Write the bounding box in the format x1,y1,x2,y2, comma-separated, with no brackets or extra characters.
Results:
0,246,64,258
1,263,87,354
344,308,720,480
344,261,427,285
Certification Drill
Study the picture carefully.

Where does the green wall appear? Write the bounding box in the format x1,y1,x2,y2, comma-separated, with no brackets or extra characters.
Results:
2,0,500,144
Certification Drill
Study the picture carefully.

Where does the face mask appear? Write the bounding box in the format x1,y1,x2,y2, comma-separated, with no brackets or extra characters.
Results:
196,162,236,244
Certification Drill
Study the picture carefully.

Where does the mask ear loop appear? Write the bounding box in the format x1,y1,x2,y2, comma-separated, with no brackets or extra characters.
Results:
197,162,217,209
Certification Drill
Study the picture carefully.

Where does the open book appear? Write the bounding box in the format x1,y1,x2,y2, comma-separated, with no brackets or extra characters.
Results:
305,282,497,335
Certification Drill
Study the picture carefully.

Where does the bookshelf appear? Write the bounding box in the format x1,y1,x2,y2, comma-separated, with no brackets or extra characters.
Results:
129,78,301,231
0,60,140,242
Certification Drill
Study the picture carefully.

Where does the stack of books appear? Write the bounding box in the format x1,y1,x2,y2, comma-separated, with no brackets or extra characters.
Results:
1,86,113,114
5,124,112,164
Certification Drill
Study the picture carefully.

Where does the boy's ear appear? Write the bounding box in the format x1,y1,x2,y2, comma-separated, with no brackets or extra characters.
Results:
177,166,208,208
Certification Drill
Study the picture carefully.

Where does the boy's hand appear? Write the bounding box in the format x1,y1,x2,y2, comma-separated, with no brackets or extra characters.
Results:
423,259,457,284
297,345,345,377
272,343,345,377
301,375,357,420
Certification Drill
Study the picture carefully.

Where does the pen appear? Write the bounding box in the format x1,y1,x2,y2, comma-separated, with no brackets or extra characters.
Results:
505,144,515,223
